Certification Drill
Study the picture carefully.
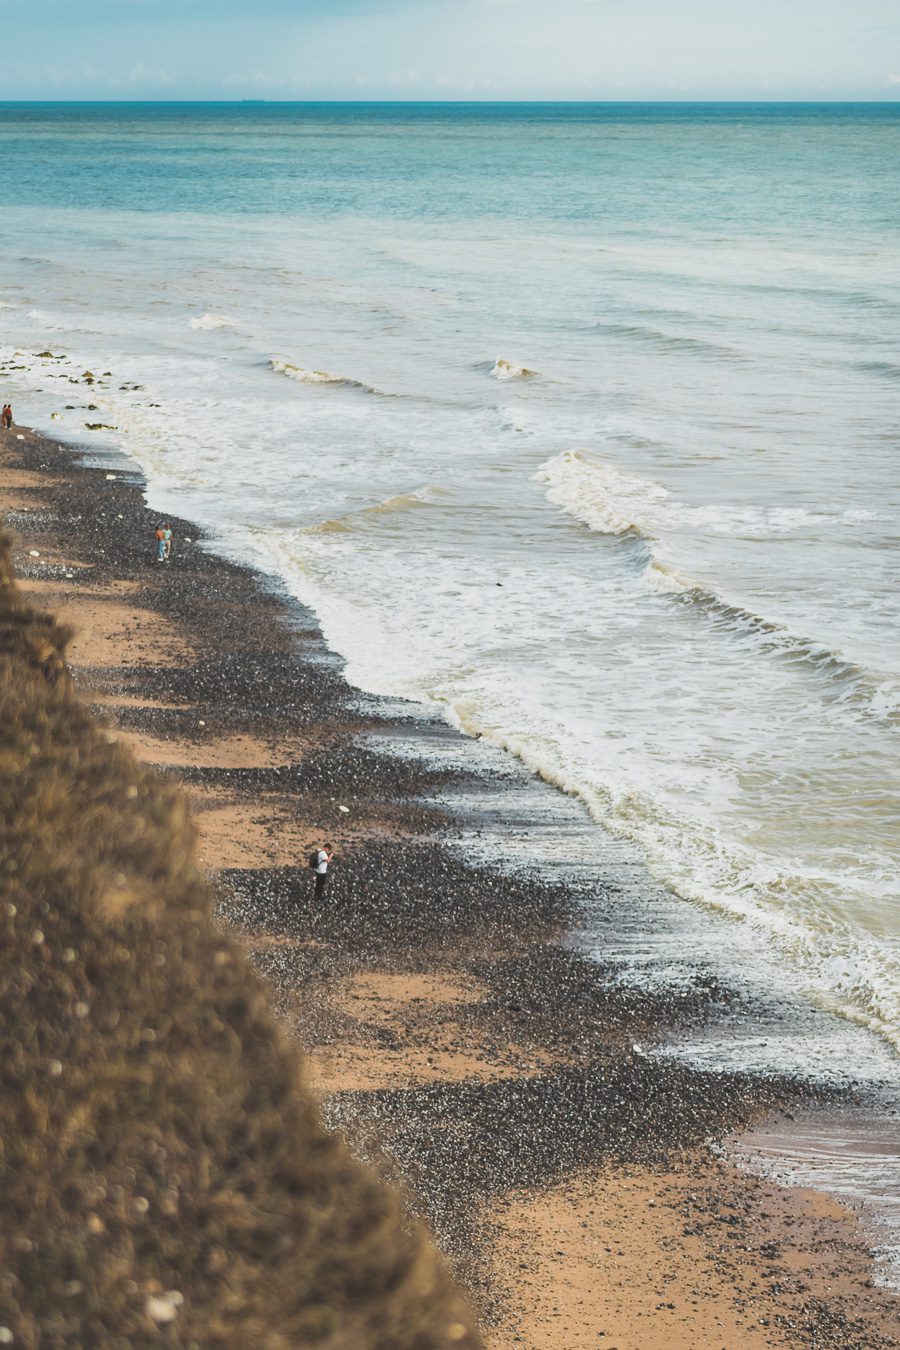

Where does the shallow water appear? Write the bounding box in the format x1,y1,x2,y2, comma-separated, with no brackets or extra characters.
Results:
0,101,897,1058
731,1106,900,1291
368,713,900,1285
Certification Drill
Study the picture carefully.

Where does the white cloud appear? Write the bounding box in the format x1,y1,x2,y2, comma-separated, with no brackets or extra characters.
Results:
124,63,175,87
7,0,900,100
386,68,422,87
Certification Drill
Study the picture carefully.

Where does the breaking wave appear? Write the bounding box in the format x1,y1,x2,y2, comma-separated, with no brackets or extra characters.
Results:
535,449,669,538
190,313,238,331
535,451,899,720
490,357,540,381
270,357,381,395
305,485,449,535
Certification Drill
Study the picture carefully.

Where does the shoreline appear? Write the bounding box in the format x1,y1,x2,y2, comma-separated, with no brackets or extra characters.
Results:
3,423,897,1348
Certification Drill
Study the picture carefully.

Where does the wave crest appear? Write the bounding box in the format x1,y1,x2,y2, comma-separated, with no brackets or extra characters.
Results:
535,450,898,720
190,313,238,332
593,319,744,361
534,448,667,538
491,357,540,381
305,485,448,535
270,357,379,395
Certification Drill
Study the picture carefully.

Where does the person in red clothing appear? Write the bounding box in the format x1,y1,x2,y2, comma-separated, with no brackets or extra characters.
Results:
1,404,12,430
154,523,172,562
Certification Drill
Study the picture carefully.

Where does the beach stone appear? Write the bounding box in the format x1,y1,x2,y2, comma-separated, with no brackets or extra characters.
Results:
145,1294,179,1324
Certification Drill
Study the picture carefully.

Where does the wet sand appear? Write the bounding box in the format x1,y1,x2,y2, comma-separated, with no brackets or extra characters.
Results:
3,424,897,1349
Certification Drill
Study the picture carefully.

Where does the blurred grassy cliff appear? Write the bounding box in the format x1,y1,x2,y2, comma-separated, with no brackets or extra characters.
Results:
0,535,480,1348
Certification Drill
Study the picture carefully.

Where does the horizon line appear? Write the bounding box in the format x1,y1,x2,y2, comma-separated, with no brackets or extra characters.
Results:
0,96,898,106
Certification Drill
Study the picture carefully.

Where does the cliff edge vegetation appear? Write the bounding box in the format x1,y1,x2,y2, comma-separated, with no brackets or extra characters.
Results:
0,533,480,1348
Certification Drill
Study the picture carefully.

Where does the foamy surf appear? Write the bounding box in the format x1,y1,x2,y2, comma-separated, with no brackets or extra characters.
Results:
490,357,540,381
190,313,238,331
534,449,857,541
535,448,668,537
441,701,900,1055
535,450,900,720
270,357,379,395
643,558,695,594
304,485,449,534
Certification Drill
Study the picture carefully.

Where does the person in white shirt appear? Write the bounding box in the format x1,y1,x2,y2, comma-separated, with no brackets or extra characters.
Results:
315,845,334,901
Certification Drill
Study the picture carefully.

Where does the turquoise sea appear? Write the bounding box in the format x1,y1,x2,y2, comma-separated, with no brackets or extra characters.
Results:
0,103,898,1076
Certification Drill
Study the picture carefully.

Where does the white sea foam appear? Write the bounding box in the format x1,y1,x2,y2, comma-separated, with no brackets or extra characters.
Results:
535,448,668,537
269,356,379,395
643,558,695,594
535,448,875,541
25,308,70,332
189,313,238,331
440,699,900,1053
490,356,540,381
534,449,900,718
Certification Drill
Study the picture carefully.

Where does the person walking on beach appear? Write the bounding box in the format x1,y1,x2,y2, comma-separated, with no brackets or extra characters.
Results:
154,522,172,563
1,404,12,430
312,844,334,902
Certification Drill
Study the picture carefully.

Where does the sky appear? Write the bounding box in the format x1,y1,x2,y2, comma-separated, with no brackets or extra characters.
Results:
1,0,898,101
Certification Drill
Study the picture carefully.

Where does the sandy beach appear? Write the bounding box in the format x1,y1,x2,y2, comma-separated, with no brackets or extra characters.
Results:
3,424,897,1350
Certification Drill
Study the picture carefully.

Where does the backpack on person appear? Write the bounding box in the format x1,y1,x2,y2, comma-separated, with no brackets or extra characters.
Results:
308,849,321,871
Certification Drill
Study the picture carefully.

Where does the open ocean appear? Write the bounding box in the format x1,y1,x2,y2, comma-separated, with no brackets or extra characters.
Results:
1,103,898,1080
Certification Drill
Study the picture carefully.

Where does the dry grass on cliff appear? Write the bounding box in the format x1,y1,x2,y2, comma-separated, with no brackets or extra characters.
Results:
0,534,480,1348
